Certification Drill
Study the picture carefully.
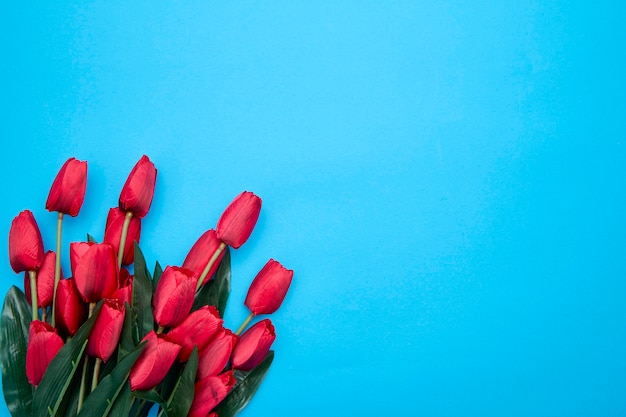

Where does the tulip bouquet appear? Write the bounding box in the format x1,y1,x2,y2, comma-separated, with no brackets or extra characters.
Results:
0,156,293,417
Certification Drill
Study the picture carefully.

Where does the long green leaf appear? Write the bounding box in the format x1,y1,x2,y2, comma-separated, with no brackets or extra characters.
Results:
192,247,231,317
213,351,274,417
107,382,132,417
119,303,137,358
132,243,154,339
77,342,145,417
0,286,33,417
152,261,163,295
163,348,198,417
32,302,102,417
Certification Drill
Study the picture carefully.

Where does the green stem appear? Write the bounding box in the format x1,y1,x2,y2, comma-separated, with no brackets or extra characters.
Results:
117,211,134,270
28,271,38,321
91,358,102,391
196,242,226,290
235,312,254,336
77,303,96,414
51,212,63,327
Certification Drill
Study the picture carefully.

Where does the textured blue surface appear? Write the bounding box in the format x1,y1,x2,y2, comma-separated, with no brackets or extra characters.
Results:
1,2,626,416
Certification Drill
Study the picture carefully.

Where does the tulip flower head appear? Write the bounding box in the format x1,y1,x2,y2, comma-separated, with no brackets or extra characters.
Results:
87,299,125,362
182,229,225,281
104,207,141,266
166,305,223,361
25,320,64,386
24,250,59,308
188,371,236,417
197,328,238,380
152,266,197,328
8,210,44,273
45,157,88,217
70,242,119,303
54,278,87,337
231,319,275,371
130,331,182,391
245,259,293,316
119,155,157,218
216,191,262,249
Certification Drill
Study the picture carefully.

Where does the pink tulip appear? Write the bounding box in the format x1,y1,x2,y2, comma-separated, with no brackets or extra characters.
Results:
244,259,293,315
119,155,157,218
26,320,64,386
45,157,88,217
216,191,261,249
231,319,275,371
8,210,44,273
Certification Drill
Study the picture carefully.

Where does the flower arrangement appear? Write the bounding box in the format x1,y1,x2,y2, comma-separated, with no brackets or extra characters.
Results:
0,156,293,417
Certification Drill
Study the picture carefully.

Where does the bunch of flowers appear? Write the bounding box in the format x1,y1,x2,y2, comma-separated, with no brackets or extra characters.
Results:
0,156,293,417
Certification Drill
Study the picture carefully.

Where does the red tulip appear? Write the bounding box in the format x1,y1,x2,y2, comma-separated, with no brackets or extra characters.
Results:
216,191,261,249
26,320,64,386
70,242,118,303
103,207,141,266
130,331,181,391
231,319,275,371
55,278,87,337
45,157,88,217
188,371,236,417
119,155,157,218
152,266,197,328
182,229,225,282
87,299,125,362
167,306,223,362
244,259,293,316
197,328,238,380
8,210,44,273
24,250,59,308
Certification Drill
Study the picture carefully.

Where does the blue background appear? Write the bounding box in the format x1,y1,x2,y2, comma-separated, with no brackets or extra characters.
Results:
1,2,626,416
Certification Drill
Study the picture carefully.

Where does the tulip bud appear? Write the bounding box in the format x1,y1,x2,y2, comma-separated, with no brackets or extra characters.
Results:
188,371,236,417
70,242,118,303
103,207,141,266
182,229,225,282
119,155,157,218
244,259,293,316
8,210,44,273
86,299,125,363
167,306,223,362
130,331,181,391
24,251,59,308
45,157,88,217
152,266,197,328
26,320,64,386
231,319,275,371
55,278,87,337
216,191,262,249
197,328,238,380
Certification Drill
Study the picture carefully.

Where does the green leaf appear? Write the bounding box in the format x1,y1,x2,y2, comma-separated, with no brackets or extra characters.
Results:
107,382,132,417
118,303,137,358
33,302,103,417
131,389,165,417
192,247,231,317
152,261,163,295
77,342,145,417
214,351,274,417
132,243,154,339
86,234,97,243
0,286,33,417
163,347,198,417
